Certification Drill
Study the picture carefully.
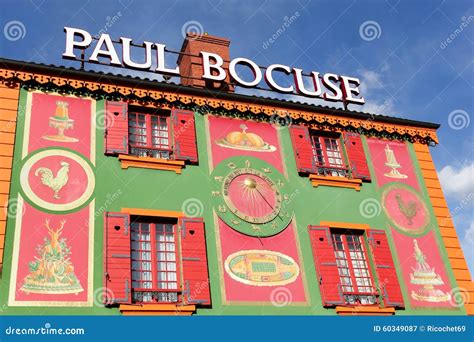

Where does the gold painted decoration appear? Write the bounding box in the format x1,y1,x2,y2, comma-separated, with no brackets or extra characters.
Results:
20,219,83,295
35,161,70,199
383,144,407,179
224,250,300,286
410,240,451,303
42,101,79,142
215,124,276,152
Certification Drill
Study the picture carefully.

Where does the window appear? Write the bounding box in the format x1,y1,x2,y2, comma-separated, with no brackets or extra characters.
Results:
128,111,171,159
332,231,376,305
311,134,348,177
130,219,179,303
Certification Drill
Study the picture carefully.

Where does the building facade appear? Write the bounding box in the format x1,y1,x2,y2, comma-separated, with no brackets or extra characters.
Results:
0,34,472,316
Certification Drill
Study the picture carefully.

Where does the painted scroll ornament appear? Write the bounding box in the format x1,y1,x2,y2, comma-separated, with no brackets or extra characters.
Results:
410,239,451,303
215,124,276,152
42,101,79,142
225,250,299,286
20,219,83,295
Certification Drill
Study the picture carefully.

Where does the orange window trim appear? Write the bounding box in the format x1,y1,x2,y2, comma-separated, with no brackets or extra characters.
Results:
121,208,184,218
118,154,185,174
335,306,395,315
413,142,474,315
119,304,196,316
319,221,370,230
309,174,362,191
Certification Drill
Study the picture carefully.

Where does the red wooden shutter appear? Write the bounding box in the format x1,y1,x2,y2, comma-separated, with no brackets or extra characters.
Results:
179,217,211,305
105,101,129,155
308,225,345,306
104,212,131,305
172,109,198,163
289,125,317,173
343,132,371,181
367,229,405,308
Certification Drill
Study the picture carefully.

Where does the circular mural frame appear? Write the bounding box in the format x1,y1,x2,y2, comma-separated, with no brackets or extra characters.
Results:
381,183,431,235
20,148,95,212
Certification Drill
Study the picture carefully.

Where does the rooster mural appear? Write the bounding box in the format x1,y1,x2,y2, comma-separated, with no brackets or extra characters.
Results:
395,194,417,225
34,161,70,199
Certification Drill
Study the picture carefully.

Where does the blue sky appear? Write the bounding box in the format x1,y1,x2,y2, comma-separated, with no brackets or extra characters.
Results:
1,0,473,274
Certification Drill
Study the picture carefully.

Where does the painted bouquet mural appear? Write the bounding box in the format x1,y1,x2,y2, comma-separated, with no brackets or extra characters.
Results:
20,219,83,295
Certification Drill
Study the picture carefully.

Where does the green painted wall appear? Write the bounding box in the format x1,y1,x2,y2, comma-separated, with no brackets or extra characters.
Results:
0,89,466,315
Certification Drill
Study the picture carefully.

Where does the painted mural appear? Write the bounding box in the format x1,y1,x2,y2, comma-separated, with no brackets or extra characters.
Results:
366,138,419,189
391,229,455,308
8,91,95,307
207,115,307,305
381,184,430,234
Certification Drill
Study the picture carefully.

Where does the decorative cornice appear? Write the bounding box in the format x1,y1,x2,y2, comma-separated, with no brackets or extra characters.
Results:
0,68,438,144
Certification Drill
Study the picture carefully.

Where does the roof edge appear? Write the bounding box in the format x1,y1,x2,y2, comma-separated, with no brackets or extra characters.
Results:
0,57,440,130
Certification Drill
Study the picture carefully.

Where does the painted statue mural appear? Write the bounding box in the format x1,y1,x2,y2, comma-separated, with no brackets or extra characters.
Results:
207,115,308,305
367,138,456,308
8,91,95,306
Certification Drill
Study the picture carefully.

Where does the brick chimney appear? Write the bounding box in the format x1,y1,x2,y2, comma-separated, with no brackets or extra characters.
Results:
177,33,234,92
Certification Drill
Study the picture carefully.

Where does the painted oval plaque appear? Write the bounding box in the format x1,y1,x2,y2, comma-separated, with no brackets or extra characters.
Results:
224,250,300,286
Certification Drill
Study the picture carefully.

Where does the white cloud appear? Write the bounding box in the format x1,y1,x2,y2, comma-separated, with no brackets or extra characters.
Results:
438,162,474,198
358,69,384,92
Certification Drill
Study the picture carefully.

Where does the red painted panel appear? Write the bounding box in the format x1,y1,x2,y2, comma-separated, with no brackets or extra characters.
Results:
391,229,455,308
343,132,371,180
367,229,405,308
105,101,128,155
12,203,91,304
172,109,198,163
180,217,211,305
308,226,345,306
219,219,307,303
104,212,131,304
289,126,316,173
366,138,419,189
27,93,93,158
208,115,284,173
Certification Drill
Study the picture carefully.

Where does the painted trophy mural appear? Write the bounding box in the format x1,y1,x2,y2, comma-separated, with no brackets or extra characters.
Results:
8,91,95,306
367,138,456,308
207,115,308,304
